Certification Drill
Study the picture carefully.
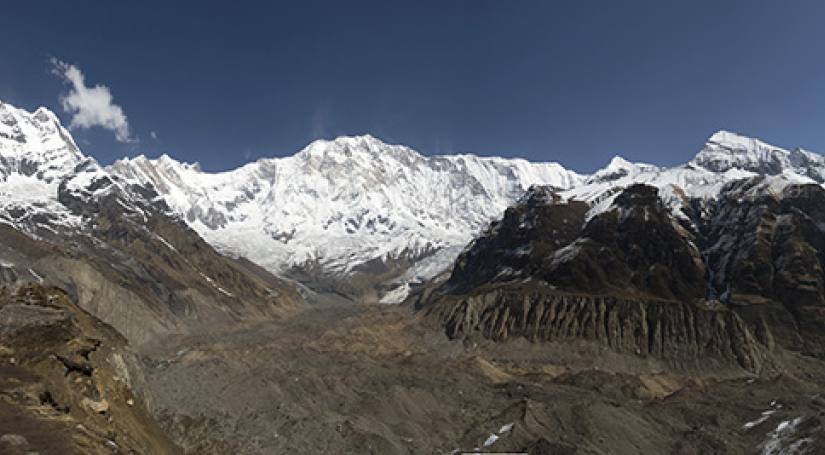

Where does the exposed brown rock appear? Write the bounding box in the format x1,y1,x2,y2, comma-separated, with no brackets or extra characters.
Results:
0,284,181,454
426,286,767,372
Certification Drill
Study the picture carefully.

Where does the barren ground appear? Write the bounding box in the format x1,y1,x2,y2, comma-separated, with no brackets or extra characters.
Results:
137,302,825,454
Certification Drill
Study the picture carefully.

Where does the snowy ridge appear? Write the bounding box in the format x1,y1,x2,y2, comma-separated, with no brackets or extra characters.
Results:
0,101,165,238
109,134,585,280
564,130,821,221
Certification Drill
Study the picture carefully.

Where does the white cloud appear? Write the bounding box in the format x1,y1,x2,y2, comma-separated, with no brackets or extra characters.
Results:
150,130,158,140
50,58,135,143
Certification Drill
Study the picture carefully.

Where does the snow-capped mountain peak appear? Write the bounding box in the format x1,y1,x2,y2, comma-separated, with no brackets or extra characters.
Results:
299,134,397,155
0,102,153,242
706,129,769,149
693,129,785,169
585,155,660,186
291,135,429,181
0,102,85,183
690,129,825,182
606,155,634,170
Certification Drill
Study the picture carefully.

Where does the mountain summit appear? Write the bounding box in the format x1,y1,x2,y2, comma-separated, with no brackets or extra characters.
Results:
0,102,86,182
692,129,825,180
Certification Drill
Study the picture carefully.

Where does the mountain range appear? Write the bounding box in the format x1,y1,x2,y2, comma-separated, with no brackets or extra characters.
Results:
5,99,825,305
3,99,825,453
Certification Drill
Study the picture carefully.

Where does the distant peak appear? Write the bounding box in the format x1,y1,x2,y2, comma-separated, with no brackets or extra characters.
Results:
606,155,633,170
0,102,61,126
704,129,783,152
157,153,176,163
584,155,659,185
690,129,814,175
0,100,84,165
297,134,420,161
707,129,742,143
325,134,390,148
156,153,202,172
32,106,59,122
342,133,381,143
114,153,201,173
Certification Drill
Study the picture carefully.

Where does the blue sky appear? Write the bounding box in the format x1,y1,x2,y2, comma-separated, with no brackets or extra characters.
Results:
2,1,824,172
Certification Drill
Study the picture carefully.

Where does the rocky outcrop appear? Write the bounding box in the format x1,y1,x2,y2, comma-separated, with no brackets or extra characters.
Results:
0,303,72,338
0,283,181,454
447,185,707,302
426,287,767,372
424,182,825,371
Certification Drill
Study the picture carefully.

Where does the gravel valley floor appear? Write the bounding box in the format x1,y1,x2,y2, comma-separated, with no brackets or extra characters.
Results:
137,302,825,454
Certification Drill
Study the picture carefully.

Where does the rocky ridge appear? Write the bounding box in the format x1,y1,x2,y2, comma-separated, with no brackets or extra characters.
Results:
0,101,301,348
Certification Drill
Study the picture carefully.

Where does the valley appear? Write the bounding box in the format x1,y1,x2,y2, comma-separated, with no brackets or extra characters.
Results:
128,301,825,454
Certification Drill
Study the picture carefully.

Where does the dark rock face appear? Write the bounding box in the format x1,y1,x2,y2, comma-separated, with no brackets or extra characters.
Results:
425,180,825,369
447,186,589,293
702,182,825,354
549,184,706,302
448,184,706,302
